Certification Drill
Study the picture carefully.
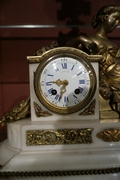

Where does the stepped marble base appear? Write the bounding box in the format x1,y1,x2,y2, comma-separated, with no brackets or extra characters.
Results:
0,118,120,179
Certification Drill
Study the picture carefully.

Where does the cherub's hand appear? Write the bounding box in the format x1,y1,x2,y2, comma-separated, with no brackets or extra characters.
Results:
78,36,97,54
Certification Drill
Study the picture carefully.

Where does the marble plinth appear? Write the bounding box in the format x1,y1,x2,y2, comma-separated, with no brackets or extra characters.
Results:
0,118,120,180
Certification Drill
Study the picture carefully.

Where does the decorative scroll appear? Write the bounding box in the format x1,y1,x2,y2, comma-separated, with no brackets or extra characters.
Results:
34,102,52,117
34,41,59,56
26,128,93,145
96,128,120,142
79,99,96,115
0,97,30,126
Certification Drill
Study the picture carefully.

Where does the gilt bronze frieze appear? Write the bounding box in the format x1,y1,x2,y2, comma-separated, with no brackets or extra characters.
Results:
26,128,93,145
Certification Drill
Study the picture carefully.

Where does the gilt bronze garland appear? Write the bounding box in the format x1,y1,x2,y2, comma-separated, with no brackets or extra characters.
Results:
26,128,93,145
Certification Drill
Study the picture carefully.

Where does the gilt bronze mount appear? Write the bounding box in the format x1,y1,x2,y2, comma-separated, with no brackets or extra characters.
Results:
26,128,93,145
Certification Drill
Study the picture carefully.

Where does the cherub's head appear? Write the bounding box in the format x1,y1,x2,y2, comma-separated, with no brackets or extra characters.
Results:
92,5,120,29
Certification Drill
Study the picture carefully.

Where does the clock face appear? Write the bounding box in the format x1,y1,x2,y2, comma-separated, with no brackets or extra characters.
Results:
34,51,96,114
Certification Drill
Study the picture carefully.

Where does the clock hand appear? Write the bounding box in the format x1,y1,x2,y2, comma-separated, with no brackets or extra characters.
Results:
62,80,69,86
59,80,69,100
52,79,63,86
52,79,69,86
59,85,66,100
52,79,69,100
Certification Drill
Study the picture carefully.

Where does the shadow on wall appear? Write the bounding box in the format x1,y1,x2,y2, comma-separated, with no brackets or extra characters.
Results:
55,0,91,46
43,0,91,46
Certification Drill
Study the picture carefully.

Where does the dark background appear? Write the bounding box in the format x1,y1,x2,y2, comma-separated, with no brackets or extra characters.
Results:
0,0,120,141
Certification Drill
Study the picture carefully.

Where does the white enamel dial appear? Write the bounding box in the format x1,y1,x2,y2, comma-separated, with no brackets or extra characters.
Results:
34,52,96,114
41,57,90,106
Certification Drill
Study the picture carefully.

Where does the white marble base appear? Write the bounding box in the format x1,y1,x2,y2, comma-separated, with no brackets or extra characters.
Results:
0,118,120,179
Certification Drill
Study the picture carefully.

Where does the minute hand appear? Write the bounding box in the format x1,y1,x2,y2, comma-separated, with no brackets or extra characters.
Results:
59,80,69,100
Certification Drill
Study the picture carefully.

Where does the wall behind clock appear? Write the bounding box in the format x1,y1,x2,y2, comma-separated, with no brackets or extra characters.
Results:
0,0,120,141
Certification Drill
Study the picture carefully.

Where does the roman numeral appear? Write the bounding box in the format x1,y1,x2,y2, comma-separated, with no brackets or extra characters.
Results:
46,82,52,86
71,64,75,70
79,80,85,84
55,94,59,100
73,94,77,99
47,74,53,76
78,87,84,93
64,96,69,102
77,71,82,76
55,68,59,71
61,63,67,69
48,88,53,94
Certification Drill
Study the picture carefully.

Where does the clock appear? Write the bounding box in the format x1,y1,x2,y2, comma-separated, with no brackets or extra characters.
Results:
34,52,96,114
27,47,101,121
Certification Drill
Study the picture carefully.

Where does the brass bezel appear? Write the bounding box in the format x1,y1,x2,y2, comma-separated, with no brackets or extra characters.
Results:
34,47,97,114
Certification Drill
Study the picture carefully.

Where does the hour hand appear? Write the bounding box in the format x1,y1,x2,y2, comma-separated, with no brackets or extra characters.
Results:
52,79,69,86
52,79,63,86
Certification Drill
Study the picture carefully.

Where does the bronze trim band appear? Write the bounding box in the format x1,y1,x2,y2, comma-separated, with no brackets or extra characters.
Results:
0,167,120,178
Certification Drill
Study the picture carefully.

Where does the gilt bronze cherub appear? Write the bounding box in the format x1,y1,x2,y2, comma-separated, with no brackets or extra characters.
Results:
66,5,120,118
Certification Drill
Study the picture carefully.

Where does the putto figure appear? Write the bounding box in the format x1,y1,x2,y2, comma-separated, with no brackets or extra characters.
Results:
66,5,120,117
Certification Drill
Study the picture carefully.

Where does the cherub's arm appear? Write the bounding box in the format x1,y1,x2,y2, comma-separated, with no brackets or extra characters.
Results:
66,35,97,54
